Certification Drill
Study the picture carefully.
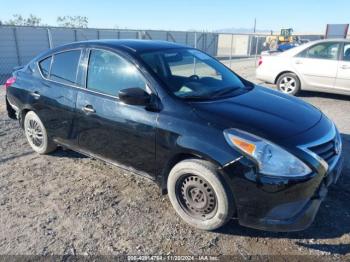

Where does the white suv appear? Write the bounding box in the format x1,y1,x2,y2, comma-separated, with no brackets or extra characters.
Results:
256,39,350,96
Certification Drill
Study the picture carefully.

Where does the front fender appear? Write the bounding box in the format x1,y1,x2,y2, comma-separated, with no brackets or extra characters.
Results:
156,131,243,193
176,135,241,167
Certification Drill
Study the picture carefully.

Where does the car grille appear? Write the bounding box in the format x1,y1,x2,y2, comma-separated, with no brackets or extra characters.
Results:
308,137,338,166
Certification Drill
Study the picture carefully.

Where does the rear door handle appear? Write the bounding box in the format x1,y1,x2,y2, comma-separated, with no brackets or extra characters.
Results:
82,105,96,114
341,64,350,69
295,60,303,65
31,91,40,98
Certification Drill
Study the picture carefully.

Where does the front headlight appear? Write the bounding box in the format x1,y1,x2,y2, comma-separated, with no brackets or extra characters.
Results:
224,129,312,177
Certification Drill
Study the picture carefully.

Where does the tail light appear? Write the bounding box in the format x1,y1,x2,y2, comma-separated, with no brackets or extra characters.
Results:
258,56,263,66
4,76,16,88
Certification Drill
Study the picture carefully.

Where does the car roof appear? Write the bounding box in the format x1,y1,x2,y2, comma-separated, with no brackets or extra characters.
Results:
279,38,350,57
307,38,350,45
49,39,188,55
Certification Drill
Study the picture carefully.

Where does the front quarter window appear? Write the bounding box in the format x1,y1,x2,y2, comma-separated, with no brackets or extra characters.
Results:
140,48,246,100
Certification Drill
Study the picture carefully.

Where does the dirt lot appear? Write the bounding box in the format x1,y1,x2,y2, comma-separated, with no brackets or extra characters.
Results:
0,61,350,259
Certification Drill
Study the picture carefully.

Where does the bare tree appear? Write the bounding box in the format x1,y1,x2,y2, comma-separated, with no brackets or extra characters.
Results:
5,14,42,26
57,16,88,28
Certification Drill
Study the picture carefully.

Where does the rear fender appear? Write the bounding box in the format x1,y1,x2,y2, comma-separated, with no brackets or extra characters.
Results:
6,97,17,120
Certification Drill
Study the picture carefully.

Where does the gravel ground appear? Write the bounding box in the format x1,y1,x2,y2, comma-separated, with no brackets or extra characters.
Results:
0,61,350,260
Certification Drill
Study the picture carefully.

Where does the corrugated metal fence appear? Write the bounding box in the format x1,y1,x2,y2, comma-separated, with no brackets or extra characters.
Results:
0,25,323,83
1,26,223,82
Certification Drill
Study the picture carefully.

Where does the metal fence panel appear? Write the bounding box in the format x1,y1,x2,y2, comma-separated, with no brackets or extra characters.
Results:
118,30,140,39
98,29,118,39
0,25,325,84
166,31,186,43
16,27,50,65
145,30,166,41
0,27,18,80
76,29,99,41
50,28,75,47
217,34,251,58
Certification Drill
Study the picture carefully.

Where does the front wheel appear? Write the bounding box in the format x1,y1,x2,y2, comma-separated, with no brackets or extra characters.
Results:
276,73,301,96
24,111,57,154
167,159,234,231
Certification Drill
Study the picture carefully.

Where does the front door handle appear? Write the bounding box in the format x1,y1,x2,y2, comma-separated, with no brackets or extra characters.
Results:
82,105,96,114
31,91,41,98
295,60,303,65
341,64,350,69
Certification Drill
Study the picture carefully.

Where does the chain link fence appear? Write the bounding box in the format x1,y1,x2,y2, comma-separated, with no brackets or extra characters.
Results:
0,25,323,83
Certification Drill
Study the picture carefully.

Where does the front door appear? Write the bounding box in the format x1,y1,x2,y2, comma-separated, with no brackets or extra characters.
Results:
293,41,340,90
335,42,350,93
74,49,157,176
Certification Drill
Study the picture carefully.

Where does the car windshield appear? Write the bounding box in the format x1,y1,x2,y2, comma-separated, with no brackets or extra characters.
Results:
139,48,247,100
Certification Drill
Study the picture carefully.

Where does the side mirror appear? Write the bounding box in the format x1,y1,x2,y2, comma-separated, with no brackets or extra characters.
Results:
118,87,151,106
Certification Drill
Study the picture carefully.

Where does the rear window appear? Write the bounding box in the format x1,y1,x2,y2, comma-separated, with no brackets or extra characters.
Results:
50,50,81,85
38,56,52,78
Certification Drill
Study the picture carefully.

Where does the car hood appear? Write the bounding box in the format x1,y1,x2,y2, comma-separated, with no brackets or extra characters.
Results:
191,86,322,141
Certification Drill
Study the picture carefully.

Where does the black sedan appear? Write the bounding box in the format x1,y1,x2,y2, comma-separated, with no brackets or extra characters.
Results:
5,40,343,231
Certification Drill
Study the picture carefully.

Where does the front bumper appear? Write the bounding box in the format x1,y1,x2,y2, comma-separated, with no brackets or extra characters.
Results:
223,153,344,232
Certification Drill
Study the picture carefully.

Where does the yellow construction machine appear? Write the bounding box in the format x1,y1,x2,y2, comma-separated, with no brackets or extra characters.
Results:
265,28,295,50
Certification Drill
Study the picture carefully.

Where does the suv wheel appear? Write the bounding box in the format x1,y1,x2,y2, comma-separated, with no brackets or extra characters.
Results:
24,111,56,154
276,73,300,95
167,159,234,230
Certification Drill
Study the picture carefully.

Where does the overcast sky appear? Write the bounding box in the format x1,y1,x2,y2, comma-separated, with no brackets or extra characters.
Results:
1,0,349,32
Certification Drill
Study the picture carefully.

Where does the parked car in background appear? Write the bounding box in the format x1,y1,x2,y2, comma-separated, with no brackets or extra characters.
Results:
256,39,350,96
5,40,343,232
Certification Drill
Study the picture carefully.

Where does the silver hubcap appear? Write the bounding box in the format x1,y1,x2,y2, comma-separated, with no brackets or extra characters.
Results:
279,76,297,93
26,119,43,147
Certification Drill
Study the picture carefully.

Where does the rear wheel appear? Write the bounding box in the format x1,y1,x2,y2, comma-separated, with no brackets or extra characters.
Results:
276,73,300,95
167,159,234,231
24,111,56,154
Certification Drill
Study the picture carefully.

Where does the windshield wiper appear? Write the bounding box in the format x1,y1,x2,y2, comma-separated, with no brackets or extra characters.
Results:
209,87,240,99
179,87,241,101
180,94,213,100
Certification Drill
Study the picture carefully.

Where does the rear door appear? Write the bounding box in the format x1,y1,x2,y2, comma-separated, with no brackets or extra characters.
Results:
73,48,157,176
335,42,350,93
35,49,82,146
292,42,340,90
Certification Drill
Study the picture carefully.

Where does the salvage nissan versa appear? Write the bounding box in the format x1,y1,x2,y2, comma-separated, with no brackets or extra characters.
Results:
5,40,344,231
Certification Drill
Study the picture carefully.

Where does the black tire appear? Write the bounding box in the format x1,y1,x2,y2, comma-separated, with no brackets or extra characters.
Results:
167,159,234,231
276,72,301,96
24,111,57,154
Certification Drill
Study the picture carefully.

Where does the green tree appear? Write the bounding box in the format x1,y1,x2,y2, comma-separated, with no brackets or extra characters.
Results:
57,16,88,28
5,14,42,26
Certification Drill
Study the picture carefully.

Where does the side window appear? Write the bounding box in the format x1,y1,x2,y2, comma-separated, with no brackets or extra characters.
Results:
343,43,350,61
38,56,52,78
296,49,308,58
87,49,147,96
50,50,81,85
304,42,340,60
